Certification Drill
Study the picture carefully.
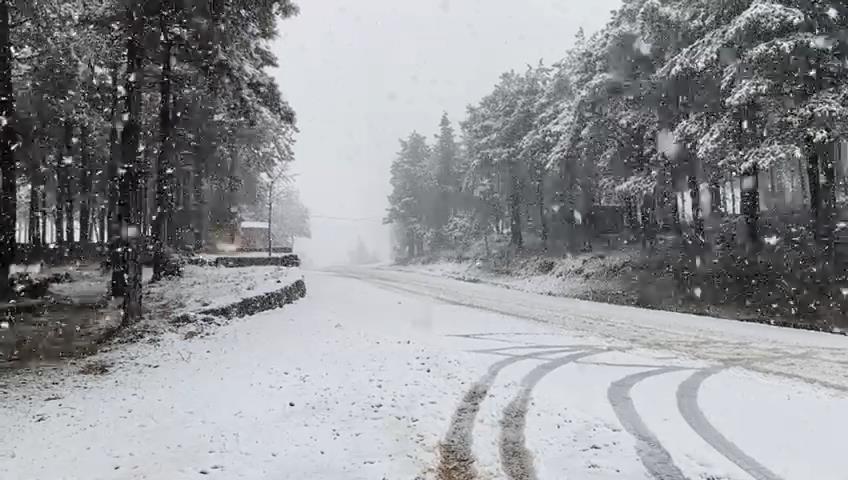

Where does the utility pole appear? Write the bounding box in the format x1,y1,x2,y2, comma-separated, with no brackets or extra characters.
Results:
266,169,287,258
267,178,274,258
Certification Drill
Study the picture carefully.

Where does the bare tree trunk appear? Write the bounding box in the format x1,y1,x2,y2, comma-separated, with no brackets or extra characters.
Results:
153,5,175,281
28,184,38,245
0,0,13,295
192,153,206,250
807,146,821,241
226,148,239,239
509,161,523,249
768,167,778,211
798,155,809,206
54,145,65,245
625,196,639,238
709,181,722,216
108,65,125,294
642,193,657,251
79,124,92,243
821,142,837,263
741,164,760,248
117,4,145,323
98,206,107,244
62,120,75,245
28,157,41,246
562,171,579,253
536,172,548,249
407,229,415,259
688,156,705,249
669,190,681,236
40,189,46,244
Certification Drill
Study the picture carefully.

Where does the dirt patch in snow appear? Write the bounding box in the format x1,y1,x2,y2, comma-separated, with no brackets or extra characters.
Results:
1,264,306,371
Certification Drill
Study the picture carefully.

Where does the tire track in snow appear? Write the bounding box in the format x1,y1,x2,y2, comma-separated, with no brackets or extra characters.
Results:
607,367,687,480
437,347,585,480
498,350,599,480
677,369,784,480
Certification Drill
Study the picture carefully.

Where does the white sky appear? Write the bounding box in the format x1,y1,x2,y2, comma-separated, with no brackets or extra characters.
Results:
271,0,621,266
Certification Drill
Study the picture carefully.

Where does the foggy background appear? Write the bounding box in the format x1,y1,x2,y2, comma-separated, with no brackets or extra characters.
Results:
271,0,621,267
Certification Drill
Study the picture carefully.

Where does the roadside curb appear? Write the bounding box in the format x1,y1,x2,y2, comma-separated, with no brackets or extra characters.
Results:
173,279,307,324
186,255,301,268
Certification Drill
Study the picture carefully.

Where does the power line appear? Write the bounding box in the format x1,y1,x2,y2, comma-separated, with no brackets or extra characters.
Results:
311,214,384,222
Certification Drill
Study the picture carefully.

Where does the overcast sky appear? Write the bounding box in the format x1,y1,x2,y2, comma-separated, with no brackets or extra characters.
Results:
271,0,621,266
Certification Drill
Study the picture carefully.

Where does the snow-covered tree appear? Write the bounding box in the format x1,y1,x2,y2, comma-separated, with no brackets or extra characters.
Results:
0,1,302,314
385,132,432,257
431,113,460,235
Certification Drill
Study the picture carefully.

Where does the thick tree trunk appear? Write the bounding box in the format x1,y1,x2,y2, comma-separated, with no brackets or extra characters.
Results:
709,181,722,216
117,5,145,323
625,196,639,238
0,0,13,296
79,124,92,243
821,143,837,262
536,174,548,249
669,189,682,236
741,164,760,248
768,167,778,211
54,148,64,245
39,189,46,244
98,206,107,244
688,174,705,249
107,66,125,294
641,193,656,251
807,146,821,241
28,158,41,246
798,155,809,206
62,121,75,245
192,152,206,250
509,161,523,249
28,184,38,245
153,9,174,281
226,149,239,235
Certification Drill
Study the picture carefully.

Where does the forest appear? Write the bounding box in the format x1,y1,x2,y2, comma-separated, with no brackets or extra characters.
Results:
386,0,848,326
0,0,305,322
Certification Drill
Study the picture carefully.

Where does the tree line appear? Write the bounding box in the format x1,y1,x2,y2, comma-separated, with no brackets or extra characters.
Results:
387,0,848,271
0,0,300,321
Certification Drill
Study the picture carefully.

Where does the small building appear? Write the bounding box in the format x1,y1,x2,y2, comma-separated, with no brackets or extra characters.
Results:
238,221,273,250
234,221,294,252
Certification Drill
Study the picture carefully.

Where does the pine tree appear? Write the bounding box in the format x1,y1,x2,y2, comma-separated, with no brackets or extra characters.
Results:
386,132,432,257
431,113,460,241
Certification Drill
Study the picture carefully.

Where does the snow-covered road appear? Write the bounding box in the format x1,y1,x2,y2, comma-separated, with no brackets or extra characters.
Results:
3,267,848,480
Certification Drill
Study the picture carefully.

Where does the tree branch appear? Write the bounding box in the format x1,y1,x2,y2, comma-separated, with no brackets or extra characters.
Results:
9,17,31,29
14,50,47,63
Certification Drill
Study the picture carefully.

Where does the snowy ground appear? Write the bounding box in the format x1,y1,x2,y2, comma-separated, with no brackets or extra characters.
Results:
3,266,847,480
392,254,644,307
